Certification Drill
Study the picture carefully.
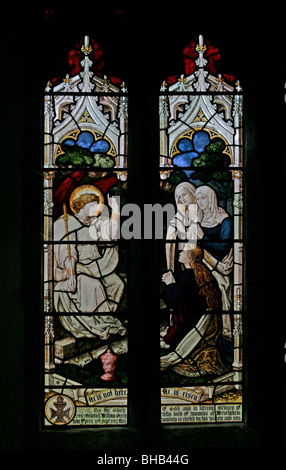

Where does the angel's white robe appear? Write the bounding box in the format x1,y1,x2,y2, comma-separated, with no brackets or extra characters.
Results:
53,213,126,340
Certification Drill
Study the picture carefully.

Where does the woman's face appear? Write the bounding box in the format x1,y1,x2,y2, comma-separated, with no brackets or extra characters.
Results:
177,190,193,206
195,192,209,211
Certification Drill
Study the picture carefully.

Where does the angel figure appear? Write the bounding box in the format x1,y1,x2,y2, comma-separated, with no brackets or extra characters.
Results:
53,184,126,341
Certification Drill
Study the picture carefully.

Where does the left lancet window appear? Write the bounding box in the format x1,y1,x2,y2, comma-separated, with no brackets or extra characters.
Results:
43,37,128,426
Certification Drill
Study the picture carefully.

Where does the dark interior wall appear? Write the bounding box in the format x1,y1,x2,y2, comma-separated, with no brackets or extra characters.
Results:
1,4,285,453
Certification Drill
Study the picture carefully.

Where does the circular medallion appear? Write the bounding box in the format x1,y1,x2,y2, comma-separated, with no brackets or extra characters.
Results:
45,394,76,425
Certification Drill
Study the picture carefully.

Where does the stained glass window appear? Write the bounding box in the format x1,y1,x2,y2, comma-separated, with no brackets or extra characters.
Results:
159,35,244,424
3,3,283,452
43,36,128,426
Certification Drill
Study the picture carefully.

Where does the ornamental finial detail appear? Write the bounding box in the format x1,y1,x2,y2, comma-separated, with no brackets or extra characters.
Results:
80,36,94,92
81,35,92,55
196,35,208,69
235,80,242,92
195,35,207,53
194,35,209,91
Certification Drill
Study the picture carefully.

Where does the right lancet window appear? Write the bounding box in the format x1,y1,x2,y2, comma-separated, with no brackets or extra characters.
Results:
159,35,244,424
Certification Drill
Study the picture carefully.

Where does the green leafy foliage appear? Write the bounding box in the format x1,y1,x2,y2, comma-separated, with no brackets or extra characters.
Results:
169,169,189,185
191,137,231,183
57,145,115,168
93,153,115,168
